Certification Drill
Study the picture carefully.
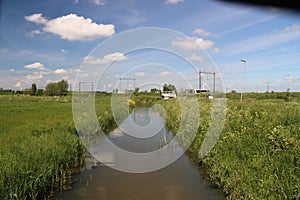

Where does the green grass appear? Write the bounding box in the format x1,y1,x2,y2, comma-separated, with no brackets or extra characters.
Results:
160,96,300,199
1,93,299,199
0,95,83,199
0,94,117,200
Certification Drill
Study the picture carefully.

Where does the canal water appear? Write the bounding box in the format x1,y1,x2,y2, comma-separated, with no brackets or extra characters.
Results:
55,108,225,200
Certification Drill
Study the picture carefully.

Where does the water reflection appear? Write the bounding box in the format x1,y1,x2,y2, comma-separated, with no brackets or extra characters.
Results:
54,108,224,200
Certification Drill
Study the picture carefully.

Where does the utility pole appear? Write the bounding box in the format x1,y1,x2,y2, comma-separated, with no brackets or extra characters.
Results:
199,70,201,92
240,59,246,103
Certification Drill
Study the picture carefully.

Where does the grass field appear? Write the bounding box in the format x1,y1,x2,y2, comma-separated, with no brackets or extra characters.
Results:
0,93,299,199
0,94,116,200
160,95,300,199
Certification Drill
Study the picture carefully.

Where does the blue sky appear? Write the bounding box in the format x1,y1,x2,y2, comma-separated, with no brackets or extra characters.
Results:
0,0,299,92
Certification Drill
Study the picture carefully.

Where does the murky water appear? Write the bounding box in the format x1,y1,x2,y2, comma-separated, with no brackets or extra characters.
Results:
55,108,224,200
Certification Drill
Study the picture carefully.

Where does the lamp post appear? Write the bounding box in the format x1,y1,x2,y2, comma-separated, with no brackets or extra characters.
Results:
240,59,246,103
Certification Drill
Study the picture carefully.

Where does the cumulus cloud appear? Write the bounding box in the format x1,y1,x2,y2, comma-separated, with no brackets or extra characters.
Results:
158,71,172,76
165,0,184,5
84,52,127,65
10,69,15,72
30,30,43,35
15,82,22,88
25,13,47,24
26,73,44,80
188,53,203,62
91,0,105,5
24,62,47,70
54,68,67,74
135,72,146,77
171,37,214,50
60,49,67,53
25,13,115,41
193,28,212,36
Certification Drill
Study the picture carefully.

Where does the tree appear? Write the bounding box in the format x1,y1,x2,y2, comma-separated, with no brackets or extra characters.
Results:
162,83,176,92
151,88,160,93
36,89,44,96
134,87,139,95
23,88,31,95
58,79,68,96
31,83,37,96
45,80,68,96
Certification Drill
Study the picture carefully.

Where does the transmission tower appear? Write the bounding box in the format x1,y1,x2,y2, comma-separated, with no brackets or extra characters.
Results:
199,71,216,93
79,81,94,93
119,77,135,93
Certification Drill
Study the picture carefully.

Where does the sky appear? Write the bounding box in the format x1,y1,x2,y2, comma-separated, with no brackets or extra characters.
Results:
0,0,300,92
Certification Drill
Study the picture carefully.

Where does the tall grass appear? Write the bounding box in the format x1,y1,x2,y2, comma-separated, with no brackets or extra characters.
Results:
0,93,119,199
0,95,85,199
160,96,300,199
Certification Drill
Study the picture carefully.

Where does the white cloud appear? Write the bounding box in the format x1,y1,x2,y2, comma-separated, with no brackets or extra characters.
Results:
15,82,22,88
165,0,184,5
24,62,47,70
193,28,211,36
74,0,79,4
91,0,105,5
60,49,67,53
135,72,146,77
188,53,203,62
283,24,300,32
84,52,127,65
54,68,67,74
263,78,272,84
25,13,115,41
158,71,172,76
30,30,43,35
10,69,15,72
25,13,47,24
284,75,294,83
26,73,44,80
171,37,214,50
212,48,220,53
92,72,99,76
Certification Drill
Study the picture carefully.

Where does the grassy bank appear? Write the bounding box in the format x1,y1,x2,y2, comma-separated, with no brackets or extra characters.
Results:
0,95,83,199
160,96,300,199
0,94,116,200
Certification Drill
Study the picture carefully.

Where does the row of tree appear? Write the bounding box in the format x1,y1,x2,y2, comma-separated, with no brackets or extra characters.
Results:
23,80,69,96
21,81,174,96
44,80,68,96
